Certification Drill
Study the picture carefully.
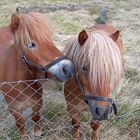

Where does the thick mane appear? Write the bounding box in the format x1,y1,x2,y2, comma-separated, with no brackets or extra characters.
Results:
65,30,123,93
13,12,53,46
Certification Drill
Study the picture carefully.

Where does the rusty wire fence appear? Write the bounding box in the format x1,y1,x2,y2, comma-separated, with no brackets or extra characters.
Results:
0,79,139,140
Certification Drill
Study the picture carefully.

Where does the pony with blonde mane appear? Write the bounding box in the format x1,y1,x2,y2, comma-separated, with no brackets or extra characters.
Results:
64,24,123,139
0,12,74,139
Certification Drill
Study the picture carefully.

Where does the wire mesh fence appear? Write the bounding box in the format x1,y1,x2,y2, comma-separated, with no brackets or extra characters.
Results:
0,79,139,140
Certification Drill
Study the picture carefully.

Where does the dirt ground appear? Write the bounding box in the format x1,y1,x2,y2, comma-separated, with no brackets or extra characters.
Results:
0,0,140,140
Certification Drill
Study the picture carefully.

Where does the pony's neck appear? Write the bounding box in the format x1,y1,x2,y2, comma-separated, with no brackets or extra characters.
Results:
0,26,34,82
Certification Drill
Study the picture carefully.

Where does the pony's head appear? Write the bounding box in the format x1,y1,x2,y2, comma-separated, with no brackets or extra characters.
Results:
65,29,123,120
10,12,74,81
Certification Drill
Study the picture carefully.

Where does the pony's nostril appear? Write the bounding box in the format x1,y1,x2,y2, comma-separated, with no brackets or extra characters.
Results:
62,65,71,77
95,106,102,117
62,66,67,74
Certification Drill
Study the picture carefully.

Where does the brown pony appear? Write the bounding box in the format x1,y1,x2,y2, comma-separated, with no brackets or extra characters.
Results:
0,12,74,139
64,23,123,139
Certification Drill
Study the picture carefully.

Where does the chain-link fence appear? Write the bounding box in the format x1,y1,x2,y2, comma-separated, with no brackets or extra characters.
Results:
0,78,139,140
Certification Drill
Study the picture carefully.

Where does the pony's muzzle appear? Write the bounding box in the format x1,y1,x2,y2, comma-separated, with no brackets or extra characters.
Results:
88,100,113,120
48,59,75,82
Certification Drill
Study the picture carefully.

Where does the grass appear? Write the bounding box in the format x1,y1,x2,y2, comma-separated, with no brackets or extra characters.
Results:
47,0,91,3
50,13,81,34
111,78,140,139
80,111,91,122
61,22,80,34
88,6,100,15
44,103,67,121
7,126,20,140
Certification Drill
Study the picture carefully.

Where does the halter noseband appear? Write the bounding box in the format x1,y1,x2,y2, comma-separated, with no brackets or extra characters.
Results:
22,55,67,73
75,73,117,115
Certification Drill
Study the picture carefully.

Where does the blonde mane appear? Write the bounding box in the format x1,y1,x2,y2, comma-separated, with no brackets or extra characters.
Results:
65,30,123,93
13,12,53,47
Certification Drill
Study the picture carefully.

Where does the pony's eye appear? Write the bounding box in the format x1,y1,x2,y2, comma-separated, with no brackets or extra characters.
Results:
31,42,36,48
82,65,88,72
26,42,36,48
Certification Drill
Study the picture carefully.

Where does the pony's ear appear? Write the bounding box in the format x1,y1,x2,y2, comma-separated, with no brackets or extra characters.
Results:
11,13,20,31
110,30,120,41
78,30,88,46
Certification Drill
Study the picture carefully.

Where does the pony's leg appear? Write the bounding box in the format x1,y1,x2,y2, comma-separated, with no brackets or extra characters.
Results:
31,98,42,137
71,112,81,140
90,120,101,140
9,108,28,140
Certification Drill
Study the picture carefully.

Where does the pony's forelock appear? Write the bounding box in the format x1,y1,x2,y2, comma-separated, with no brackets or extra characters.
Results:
65,30,123,94
13,12,54,47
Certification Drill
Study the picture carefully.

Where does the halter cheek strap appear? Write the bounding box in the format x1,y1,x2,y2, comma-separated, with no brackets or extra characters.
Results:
75,73,117,115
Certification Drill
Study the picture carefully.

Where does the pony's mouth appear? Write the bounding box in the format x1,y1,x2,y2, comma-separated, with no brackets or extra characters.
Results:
45,71,68,82
52,74,63,82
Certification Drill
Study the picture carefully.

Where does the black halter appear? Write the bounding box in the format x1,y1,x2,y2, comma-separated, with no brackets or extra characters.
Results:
75,73,117,115
21,55,67,73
